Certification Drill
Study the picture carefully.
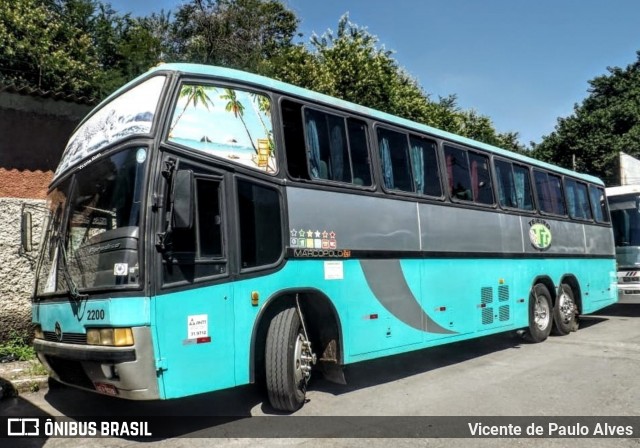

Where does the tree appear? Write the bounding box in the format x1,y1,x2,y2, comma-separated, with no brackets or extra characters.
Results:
0,0,101,97
170,0,298,72
263,14,524,152
531,51,640,185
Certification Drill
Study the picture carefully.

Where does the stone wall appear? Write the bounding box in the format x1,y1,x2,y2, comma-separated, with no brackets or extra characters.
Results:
0,89,93,342
0,198,45,341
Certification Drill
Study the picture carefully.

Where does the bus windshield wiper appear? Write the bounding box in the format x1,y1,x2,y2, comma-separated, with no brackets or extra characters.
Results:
56,235,88,301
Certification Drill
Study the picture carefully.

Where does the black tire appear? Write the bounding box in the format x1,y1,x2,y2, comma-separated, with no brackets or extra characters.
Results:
552,283,579,336
265,307,308,412
523,284,553,343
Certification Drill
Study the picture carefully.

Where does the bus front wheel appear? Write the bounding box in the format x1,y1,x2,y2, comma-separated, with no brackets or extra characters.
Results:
265,307,313,412
523,284,553,343
552,284,579,335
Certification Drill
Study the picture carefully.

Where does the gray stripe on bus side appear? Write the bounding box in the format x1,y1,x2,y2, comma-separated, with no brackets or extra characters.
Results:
360,259,456,335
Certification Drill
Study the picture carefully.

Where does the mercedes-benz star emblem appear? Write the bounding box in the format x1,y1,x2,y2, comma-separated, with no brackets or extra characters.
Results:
54,322,63,342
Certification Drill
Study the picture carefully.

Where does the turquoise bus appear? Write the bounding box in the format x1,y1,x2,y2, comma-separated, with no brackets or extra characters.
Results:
23,64,617,412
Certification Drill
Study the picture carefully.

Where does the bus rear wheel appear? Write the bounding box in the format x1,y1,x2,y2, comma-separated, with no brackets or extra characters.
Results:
265,307,314,412
552,283,579,335
523,284,553,343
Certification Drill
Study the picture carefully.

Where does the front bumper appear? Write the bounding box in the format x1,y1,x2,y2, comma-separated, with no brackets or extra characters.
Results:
618,284,640,304
34,326,159,400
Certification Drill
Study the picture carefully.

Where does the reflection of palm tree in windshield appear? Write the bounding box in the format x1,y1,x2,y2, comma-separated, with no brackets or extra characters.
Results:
170,85,215,134
221,89,258,154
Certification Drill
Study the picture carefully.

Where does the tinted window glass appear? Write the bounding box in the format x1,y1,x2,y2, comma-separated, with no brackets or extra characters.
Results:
468,152,494,204
347,118,372,186
534,170,566,215
163,174,227,284
444,145,472,200
590,185,610,223
282,100,307,179
282,102,372,187
495,159,533,210
378,128,413,192
495,159,517,208
512,164,534,211
444,146,493,204
197,179,223,257
304,108,351,183
238,180,282,268
409,136,442,196
565,179,593,220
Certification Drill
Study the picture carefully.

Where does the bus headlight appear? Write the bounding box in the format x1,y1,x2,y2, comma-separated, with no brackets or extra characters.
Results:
34,325,44,340
86,328,134,347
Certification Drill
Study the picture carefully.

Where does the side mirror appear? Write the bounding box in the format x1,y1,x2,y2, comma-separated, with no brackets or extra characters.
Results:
21,211,33,253
172,169,194,229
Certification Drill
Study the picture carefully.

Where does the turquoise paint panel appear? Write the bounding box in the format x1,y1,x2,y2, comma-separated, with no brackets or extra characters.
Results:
348,260,424,355
231,256,616,380
33,256,610,399
32,297,151,332
153,284,234,399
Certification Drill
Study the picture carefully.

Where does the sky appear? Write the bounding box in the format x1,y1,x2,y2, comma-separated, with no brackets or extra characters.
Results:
108,0,640,146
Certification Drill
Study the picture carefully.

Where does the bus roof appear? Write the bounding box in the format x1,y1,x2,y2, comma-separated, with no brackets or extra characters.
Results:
114,63,605,186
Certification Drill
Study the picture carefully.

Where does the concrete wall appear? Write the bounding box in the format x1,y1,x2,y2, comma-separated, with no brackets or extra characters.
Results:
0,198,45,341
0,90,93,342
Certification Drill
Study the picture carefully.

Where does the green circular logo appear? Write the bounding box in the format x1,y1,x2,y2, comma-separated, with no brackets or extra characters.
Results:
529,223,552,250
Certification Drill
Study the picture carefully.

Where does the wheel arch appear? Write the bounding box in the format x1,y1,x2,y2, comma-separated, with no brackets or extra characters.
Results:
532,275,557,305
249,288,344,383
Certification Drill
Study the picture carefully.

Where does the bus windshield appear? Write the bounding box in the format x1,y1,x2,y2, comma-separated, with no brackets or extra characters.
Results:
36,147,147,296
609,193,640,268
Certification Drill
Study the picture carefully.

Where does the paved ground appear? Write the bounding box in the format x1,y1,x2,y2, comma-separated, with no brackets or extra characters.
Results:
2,303,640,447
0,360,48,398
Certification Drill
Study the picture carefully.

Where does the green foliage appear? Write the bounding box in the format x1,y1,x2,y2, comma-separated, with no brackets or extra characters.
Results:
0,0,101,97
0,1,521,149
531,52,640,184
170,0,298,71
0,332,36,362
262,14,524,152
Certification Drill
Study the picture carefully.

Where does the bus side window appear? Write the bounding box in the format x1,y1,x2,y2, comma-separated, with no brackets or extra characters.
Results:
237,180,282,269
409,135,441,197
589,185,610,223
534,170,566,216
304,108,352,183
495,159,517,208
163,175,226,284
282,100,309,180
444,145,472,201
377,128,414,192
469,152,494,205
512,164,534,210
565,179,593,221
347,118,372,186
495,160,534,211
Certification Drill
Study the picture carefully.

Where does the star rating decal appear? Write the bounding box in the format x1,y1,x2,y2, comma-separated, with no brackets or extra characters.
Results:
288,228,339,249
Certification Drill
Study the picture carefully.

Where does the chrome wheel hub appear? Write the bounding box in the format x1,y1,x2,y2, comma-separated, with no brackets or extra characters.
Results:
293,333,315,386
558,292,576,323
534,296,550,330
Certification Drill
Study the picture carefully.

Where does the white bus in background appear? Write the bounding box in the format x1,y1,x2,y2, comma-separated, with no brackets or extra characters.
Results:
607,184,640,303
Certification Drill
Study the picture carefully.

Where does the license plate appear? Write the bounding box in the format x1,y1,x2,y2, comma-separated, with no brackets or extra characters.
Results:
94,382,118,396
